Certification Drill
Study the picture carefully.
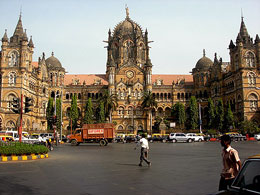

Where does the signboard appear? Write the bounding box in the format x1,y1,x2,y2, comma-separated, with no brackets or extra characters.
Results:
88,129,104,134
170,122,176,128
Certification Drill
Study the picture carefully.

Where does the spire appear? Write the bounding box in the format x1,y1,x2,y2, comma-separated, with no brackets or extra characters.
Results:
229,40,235,49
255,34,260,44
238,16,251,45
203,49,206,57
29,36,34,47
13,14,24,37
2,29,8,42
214,53,219,64
22,29,28,41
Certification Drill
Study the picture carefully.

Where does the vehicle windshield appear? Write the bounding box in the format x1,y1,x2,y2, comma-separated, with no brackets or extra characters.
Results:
232,160,260,193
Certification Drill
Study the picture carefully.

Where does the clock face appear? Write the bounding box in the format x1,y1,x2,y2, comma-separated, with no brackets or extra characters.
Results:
126,71,134,79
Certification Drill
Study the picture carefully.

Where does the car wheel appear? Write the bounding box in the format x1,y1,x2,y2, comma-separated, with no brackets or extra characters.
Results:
198,138,202,142
172,139,177,143
162,139,166,143
187,139,192,143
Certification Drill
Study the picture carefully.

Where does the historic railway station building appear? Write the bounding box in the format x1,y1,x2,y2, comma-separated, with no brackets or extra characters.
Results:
0,10,259,135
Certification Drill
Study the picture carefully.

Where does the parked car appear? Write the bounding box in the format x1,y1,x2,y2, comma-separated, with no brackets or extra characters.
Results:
169,133,194,143
214,154,260,194
0,135,14,142
186,133,204,142
225,132,246,141
254,134,260,141
40,133,54,140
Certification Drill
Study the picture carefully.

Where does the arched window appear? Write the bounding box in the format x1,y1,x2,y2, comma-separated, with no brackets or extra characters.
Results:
8,51,19,67
8,72,16,86
117,125,124,132
66,107,71,117
118,107,124,115
245,52,255,67
248,93,258,111
7,94,16,110
247,72,256,86
6,120,16,131
128,106,133,115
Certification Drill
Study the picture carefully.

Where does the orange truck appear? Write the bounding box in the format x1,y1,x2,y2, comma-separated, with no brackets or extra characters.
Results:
69,123,115,146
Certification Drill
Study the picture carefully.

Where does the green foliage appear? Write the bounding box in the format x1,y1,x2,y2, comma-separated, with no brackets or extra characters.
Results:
84,98,94,124
188,96,198,130
215,99,224,131
224,102,234,131
56,98,62,132
0,142,48,156
98,90,118,122
207,98,215,129
46,97,54,130
239,120,260,135
172,102,186,128
97,101,105,123
70,94,79,130
141,90,157,109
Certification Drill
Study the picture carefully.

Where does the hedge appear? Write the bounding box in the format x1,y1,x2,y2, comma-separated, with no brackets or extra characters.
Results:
0,142,49,156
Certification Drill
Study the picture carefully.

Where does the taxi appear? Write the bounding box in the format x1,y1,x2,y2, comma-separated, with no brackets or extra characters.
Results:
0,135,14,142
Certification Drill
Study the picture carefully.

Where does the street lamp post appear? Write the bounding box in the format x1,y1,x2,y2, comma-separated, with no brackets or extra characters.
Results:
198,100,202,134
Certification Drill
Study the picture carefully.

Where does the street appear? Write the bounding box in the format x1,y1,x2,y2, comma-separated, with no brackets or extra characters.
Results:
0,141,259,195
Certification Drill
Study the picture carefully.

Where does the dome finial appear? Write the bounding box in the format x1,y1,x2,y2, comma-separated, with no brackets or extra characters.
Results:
52,51,54,56
203,49,206,57
125,4,129,18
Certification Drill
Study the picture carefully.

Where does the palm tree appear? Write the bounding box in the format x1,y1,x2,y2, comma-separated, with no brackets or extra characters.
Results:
141,90,157,134
98,90,118,123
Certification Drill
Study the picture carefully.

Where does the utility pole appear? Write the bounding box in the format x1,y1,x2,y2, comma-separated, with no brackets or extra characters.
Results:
19,94,23,143
199,100,202,134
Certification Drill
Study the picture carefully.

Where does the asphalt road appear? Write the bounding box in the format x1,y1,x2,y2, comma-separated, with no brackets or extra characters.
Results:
0,141,259,195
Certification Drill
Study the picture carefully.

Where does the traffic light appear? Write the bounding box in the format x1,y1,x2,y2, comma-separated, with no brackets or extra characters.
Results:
11,97,20,113
24,97,33,113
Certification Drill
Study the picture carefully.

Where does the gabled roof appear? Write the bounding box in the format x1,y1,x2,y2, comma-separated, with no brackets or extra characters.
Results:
152,74,193,85
64,74,108,85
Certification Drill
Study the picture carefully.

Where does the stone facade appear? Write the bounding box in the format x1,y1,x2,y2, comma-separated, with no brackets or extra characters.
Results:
0,11,259,135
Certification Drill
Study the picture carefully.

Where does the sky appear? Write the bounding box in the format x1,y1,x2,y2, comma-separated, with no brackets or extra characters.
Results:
0,0,260,75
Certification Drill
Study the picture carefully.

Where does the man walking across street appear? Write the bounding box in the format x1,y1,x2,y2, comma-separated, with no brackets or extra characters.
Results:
135,134,151,167
219,134,242,191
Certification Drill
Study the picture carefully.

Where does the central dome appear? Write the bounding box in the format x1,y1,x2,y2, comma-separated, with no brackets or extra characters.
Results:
195,50,213,70
113,18,142,37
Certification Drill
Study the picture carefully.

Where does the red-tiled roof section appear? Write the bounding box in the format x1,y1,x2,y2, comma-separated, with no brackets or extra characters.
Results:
32,62,38,68
64,74,108,85
152,74,193,85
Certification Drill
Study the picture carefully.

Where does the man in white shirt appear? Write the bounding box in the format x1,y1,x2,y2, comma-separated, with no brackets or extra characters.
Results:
135,134,151,167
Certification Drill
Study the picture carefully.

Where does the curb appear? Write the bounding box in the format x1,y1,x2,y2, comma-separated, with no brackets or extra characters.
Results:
0,153,49,162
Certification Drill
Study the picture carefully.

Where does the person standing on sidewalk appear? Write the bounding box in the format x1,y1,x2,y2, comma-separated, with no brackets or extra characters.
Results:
219,134,242,191
135,134,151,167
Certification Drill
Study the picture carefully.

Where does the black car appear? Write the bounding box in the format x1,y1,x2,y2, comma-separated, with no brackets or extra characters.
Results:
214,154,260,194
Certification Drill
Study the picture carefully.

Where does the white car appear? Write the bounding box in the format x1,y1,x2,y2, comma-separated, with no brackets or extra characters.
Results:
169,133,194,143
186,133,204,142
254,134,260,141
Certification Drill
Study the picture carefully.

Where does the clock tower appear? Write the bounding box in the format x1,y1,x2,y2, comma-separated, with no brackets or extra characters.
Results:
105,7,153,134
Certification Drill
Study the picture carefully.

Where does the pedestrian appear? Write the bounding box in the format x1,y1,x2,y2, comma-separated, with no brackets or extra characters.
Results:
135,133,151,167
219,134,242,191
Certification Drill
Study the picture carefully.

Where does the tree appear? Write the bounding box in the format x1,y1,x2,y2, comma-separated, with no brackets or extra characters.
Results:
84,98,94,124
46,97,54,131
97,101,105,123
215,99,224,132
172,102,186,129
224,102,234,131
70,94,79,130
141,90,157,134
239,120,260,135
97,90,118,122
56,98,62,133
207,98,215,129
188,96,198,130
